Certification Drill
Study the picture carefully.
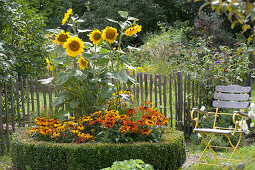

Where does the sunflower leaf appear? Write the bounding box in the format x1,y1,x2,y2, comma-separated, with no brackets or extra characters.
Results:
107,18,118,23
77,29,91,33
38,77,54,84
118,11,129,18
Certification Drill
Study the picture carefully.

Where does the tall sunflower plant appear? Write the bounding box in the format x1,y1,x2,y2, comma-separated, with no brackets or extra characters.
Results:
41,9,142,119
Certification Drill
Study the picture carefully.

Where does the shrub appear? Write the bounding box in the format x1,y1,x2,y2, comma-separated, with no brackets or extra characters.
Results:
11,127,186,170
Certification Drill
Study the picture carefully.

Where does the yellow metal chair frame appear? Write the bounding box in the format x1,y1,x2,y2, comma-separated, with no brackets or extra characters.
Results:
191,85,251,168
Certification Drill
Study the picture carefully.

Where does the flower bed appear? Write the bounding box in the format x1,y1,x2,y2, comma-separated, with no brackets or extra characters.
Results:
11,127,186,170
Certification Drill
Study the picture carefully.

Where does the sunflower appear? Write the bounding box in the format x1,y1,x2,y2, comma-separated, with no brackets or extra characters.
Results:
77,56,88,70
89,29,102,45
125,25,142,36
46,58,53,71
62,8,72,25
54,32,71,45
102,26,118,44
63,36,84,57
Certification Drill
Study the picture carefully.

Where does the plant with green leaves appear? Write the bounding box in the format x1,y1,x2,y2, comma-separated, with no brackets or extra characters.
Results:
41,9,141,118
101,159,154,170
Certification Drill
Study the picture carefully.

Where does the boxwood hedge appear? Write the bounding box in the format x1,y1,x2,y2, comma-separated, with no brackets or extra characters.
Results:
11,127,186,170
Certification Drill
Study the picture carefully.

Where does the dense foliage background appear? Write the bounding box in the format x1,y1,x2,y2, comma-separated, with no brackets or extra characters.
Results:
0,0,48,80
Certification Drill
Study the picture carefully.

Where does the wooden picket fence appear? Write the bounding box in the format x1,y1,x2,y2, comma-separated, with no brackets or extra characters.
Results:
0,71,252,155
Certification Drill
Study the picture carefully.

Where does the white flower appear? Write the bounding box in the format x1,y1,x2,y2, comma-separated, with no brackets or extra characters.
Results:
203,115,206,119
245,130,250,134
248,111,254,117
250,123,254,128
198,133,202,138
250,103,255,111
200,106,206,111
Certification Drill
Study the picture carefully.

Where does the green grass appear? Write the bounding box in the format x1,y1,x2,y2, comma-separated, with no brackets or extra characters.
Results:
183,140,255,170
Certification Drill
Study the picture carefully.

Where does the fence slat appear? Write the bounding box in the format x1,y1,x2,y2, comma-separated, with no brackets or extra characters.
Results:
163,75,167,117
158,74,162,113
10,78,15,132
144,74,148,102
26,78,30,126
0,76,5,155
132,71,136,98
154,74,158,108
20,77,25,127
16,76,21,128
49,86,53,114
35,78,40,117
187,74,191,135
169,73,173,128
43,82,47,112
140,73,143,104
177,72,183,131
150,74,153,106
30,77,35,115
136,73,140,105
173,71,178,129
4,82,10,152
184,73,187,135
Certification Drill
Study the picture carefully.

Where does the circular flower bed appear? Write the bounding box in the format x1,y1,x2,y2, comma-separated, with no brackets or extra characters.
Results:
11,127,186,170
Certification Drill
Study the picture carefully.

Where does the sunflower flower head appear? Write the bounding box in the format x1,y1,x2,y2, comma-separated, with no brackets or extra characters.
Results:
125,25,142,36
54,32,71,45
89,29,102,45
102,26,118,44
62,8,72,25
63,36,84,57
77,56,88,70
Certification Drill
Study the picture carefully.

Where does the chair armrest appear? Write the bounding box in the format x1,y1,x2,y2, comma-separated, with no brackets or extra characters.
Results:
191,108,210,130
232,111,248,135
233,111,248,117
191,108,209,120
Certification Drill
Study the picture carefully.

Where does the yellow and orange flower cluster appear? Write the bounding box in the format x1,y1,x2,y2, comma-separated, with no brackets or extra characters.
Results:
30,117,94,143
31,105,168,143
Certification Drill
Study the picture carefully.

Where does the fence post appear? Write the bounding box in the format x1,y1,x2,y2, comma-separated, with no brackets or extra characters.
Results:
177,72,183,131
169,73,173,128
10,78,15,133
26,78,30,126
16,76,21,128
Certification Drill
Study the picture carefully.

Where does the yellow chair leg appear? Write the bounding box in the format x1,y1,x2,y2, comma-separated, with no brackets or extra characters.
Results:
225,133,244,163
199,133,218,168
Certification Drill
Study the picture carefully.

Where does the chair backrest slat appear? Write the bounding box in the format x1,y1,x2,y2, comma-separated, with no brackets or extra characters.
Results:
213,101,249,109
215,85,251,93
214,93,249,101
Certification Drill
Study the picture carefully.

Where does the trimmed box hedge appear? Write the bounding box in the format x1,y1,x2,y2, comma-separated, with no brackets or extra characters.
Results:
11,127,186,170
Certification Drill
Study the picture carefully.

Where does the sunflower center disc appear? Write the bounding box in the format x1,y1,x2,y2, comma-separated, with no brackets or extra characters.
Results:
58,34,69,42
106,31,115,39
82,60,87,66
69,41,80,51
94,33,101,40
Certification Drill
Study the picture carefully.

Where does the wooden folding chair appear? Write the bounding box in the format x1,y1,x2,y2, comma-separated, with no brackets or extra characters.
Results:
191,85,251,168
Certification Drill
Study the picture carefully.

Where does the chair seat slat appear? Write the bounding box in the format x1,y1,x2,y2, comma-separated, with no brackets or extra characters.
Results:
194,128,243,134
214,93,249,101
213,101,249,109
215,85,251,93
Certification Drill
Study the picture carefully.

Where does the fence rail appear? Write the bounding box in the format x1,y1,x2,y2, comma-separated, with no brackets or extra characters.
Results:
0,71,252,155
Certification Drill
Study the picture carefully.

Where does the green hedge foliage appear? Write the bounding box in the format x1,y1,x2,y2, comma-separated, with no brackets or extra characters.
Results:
11,127,186,170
